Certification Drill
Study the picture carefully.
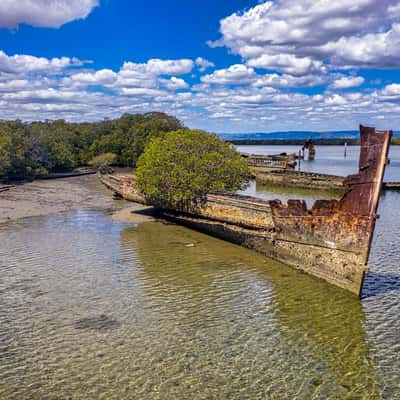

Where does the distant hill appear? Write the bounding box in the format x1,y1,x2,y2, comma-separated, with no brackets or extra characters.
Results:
219,130,399,141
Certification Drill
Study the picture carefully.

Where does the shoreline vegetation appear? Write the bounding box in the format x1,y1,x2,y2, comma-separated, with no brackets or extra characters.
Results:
2,111,398,184
0,112,183,182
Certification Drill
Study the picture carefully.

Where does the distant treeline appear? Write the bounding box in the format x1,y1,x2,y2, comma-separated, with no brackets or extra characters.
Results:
228,138,359,146
229,138,400,146
0,112,183,181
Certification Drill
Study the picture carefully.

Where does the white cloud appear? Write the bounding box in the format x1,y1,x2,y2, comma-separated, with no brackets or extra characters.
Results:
324,94,348,106
200,65,327,88
247,54,324,76
65,69,118,86
113,59,193,92
1,49,400,131
0,79,29,92
117,62,158,88
211,0,400,73
381,83,400,97
146,59,194,75
0,0,99,29
160,77,189,90
201,64,255,85
195,57,215,72
0,51,84,74
120,88,165,97
332,76,365,89
252,73,326,88
320,23,400,67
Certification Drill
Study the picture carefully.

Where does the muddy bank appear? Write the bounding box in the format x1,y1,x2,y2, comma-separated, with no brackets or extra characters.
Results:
0,175,119,224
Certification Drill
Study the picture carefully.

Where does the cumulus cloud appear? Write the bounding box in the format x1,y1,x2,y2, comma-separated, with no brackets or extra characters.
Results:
64,69,118,87
0,51,85,74
200,64,327,88
120,87,168,97
0,0,98,29
146,59,194,75
332,76,365,89
195,57,215,72
381,83,400,98
1,49,399,131
111,59,193,92
160,77,189,90
0,79,29,92
252,73,327,88
201,64,255,85
211,0,400,73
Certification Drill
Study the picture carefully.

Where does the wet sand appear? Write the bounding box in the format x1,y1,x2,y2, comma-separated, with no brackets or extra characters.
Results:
0,175,115,224
0,174,157,224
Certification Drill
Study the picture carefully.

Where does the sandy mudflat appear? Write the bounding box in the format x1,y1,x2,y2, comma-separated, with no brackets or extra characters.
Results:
0,175,118,224
0,174,157,224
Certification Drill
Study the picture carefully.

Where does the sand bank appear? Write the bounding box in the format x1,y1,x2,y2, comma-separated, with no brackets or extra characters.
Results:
0,175,117,224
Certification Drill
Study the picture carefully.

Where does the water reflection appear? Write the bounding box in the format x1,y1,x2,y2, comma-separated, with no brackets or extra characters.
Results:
124,221,380,399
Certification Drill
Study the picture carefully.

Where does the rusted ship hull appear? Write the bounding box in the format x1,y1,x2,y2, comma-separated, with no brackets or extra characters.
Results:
242,153,297,171
99,126,391,297
256,170,344,191
255,169,399,191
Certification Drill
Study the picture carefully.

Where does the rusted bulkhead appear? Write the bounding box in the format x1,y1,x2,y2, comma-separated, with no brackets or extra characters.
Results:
99,126,391,296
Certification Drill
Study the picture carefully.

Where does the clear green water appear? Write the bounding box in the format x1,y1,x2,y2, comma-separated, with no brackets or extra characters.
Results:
0,147,399,399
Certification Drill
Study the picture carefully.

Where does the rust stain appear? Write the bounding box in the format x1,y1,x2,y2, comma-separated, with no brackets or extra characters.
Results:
270,125,392,267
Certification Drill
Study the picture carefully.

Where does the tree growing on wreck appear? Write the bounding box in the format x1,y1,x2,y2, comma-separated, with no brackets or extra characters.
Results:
136,129,251,208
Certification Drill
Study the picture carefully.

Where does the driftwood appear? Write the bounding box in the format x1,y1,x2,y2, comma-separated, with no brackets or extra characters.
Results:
0,185,14,193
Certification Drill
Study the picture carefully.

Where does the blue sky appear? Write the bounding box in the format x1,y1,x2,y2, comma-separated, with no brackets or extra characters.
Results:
1,0,400,133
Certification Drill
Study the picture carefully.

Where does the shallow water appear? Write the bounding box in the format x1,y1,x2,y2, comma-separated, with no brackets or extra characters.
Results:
0,149,399,399
237,144,400,181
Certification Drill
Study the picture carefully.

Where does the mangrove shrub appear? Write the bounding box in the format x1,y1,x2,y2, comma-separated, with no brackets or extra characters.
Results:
136,129,251,208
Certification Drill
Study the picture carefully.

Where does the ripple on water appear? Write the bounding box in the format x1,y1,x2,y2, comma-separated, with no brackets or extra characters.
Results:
0,207,399,399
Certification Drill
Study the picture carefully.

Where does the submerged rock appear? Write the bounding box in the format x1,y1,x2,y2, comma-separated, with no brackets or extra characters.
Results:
74,314,120,331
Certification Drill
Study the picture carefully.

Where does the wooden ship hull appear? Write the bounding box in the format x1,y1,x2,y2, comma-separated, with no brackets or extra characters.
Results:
99,126,392,297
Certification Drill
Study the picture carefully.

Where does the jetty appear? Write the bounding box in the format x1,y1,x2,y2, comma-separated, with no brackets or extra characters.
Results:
99,126,391,297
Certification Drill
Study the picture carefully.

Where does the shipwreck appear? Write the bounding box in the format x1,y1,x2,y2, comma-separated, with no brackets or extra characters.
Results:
99,126,392,297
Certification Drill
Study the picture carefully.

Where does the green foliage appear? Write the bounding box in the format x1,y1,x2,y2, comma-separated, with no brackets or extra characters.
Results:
136,129,251,208
0,122,26,179
0,112,183,181
89,153,118,168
